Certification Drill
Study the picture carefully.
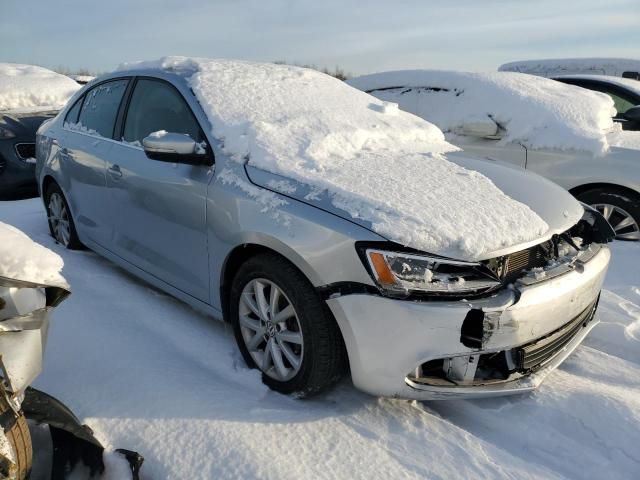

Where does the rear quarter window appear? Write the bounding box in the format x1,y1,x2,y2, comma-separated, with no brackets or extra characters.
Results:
76,79,129,138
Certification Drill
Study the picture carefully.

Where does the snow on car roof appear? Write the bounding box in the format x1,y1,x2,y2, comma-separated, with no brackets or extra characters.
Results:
0,222,67,288
554,74,640,97
499,58,640,77
0,63,80,111
117,57,552,260
347,70,617,155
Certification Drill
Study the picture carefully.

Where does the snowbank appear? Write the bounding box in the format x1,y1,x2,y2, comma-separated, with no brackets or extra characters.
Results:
0,63,80,111
347,70,617,155
118,57,550,259
0,222,67,287
499,58,640,78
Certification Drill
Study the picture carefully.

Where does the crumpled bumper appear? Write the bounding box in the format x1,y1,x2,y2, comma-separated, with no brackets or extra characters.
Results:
327,244,610,400
0,276,69,395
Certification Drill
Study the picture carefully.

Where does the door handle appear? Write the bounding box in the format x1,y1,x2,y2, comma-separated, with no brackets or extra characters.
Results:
108,164,123,179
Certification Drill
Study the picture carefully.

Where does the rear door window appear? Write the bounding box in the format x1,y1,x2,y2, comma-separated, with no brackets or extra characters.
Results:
77,79,129,138
122,78,203,145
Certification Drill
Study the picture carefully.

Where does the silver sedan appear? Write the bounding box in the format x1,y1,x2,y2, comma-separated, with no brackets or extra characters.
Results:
36,62,613,399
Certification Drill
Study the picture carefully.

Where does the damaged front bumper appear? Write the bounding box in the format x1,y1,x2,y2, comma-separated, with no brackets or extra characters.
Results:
327,243,610,400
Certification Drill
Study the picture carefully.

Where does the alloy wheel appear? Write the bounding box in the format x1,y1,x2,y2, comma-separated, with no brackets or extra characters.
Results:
48,192,71,246
592,203,640,241
238,278,304,381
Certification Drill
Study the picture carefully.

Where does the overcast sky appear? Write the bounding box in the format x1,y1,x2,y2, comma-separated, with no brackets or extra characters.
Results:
2,0,638,76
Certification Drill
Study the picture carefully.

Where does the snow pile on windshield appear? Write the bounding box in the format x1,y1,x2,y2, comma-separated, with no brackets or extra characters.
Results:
499,58,640,77
0,222,67,287
0,63,80,111
118,57,552,259
348,70,617,155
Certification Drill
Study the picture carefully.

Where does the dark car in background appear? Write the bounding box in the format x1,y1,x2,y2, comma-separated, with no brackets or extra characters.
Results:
0,63,79,198
0,109,59,198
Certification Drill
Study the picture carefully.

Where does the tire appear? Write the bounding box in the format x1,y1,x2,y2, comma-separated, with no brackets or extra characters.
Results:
0,393,32,480
44,183,83,249
576,187,640,241
230,253,346,397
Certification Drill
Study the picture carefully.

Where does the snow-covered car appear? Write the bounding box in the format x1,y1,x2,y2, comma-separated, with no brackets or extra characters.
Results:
36,57,613,400
553,75,640,131
348,70,640,241
0,64,79,198
499,57,640,79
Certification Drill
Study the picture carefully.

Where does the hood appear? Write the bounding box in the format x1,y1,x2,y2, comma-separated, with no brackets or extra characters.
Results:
246,154,583,261
0,109,58,136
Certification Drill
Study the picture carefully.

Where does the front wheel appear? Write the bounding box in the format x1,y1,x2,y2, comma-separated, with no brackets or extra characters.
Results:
576,188,640,241
229,253,346,397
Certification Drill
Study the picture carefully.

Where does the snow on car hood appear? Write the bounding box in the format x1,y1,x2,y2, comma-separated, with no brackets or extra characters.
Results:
248,153,583,260
117,57,574,261
347,70,618,155
0,222,68,288
0,63,80,111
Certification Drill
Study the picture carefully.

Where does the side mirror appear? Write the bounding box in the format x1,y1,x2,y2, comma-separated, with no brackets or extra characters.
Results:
142,131,211,166
461,118,500,138
622,105,640,122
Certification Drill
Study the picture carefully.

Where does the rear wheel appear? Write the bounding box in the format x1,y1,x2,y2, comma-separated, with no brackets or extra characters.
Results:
576,188,640,241
0,393,32,480
44,183,83,249
229,253,346,397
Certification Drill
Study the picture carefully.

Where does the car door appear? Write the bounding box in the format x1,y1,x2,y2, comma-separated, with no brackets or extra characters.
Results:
452,137,527,168
60,78,130,246
106,77,213,302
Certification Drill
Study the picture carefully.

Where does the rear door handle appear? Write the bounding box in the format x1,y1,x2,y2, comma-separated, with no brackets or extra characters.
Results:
108,164,123,179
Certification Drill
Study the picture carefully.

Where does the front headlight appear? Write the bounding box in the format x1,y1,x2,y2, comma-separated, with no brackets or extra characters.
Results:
0,125,16,139
360,247,501,298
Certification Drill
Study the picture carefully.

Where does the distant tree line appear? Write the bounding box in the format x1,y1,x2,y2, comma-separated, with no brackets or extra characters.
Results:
49,62,350,81
274,61,350,80
52,65,100,77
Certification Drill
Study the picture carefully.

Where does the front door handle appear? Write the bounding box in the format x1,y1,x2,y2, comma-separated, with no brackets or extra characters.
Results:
108,164,123,179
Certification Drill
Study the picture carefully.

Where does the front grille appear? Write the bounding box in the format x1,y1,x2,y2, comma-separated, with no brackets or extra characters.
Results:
502,241,552,281
14,143,36,160
517,297,599,372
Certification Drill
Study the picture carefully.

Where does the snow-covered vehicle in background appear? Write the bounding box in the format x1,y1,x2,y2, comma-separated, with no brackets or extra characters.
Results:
499,57,640,80
0,64,79,199
36,57,614,400
0,222,142,479
348,70,640,241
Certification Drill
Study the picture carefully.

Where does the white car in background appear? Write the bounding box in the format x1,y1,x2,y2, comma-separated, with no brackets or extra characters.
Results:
348,70,640,241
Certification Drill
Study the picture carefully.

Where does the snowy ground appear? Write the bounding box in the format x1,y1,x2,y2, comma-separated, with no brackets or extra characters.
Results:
1,198,639,479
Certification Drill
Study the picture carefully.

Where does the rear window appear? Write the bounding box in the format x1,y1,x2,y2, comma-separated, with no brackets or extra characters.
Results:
77,79,128,138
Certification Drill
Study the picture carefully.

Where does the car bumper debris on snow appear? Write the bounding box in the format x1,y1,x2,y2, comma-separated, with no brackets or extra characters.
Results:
0,276,143,479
